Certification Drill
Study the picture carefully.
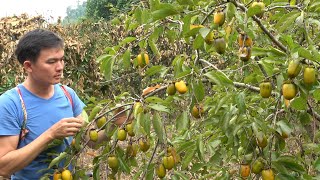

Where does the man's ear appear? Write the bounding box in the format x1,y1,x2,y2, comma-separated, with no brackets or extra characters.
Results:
23,61,32,72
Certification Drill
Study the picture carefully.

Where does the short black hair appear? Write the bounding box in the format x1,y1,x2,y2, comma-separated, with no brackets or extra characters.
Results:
15,29,64,64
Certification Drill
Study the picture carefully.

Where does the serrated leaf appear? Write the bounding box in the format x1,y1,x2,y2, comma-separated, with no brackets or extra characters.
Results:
290,97,307,110
204,70,233,86
152,113,164,143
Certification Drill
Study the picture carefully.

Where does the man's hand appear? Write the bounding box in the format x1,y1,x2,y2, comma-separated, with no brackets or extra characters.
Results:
48,118,83,140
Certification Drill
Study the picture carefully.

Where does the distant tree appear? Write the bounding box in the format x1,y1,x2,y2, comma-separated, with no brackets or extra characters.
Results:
63,1,87,24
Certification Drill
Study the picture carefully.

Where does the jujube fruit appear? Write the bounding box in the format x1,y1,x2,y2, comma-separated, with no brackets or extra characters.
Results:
213,11,225,26
137,53,149,67
240,164,250,178
162,155,175,170
303,67,316,85
282,82,297,100
61,169,72,180
166,83,176,95
117,129,127,141
175,81,188,94
262,169,275,180
156,164,166,178
259,81,272,98
108,155,119,170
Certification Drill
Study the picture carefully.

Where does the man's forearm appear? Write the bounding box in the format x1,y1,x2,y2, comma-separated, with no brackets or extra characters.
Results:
0,131,54,176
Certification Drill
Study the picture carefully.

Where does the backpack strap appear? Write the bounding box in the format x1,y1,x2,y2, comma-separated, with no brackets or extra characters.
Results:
60,85,74,109
15,87,29,148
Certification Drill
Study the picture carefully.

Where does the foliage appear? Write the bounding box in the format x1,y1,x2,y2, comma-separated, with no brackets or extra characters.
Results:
63,1,87,24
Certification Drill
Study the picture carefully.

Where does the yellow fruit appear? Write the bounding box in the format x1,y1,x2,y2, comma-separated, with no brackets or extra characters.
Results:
61,170,72,180
89,130,98,142
213,11,225,26
251,1,265,18
117,129,127,141
282,83,297,100
191,105,204,118
71,138,76,147
262,169,275,180
96,116,107,129
139,138,150,152
256,132,268,148
137,53,149,67
126,123,135,137
126,143,138,157
214,37,226,54
175,81,188,94
303,67,316,85
166,83,176,95
240,164,250,178
239,47,251,62
238,34,252,47
252,159,264,174
287,60,301,78
205,31,214,45
53,171,62,180
259,81,272,98
108,155,119,170
156,164,166,178
162,155,175,170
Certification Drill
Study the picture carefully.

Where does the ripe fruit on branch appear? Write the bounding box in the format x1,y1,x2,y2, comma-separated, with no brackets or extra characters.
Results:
162,155,175,170
205,31,215,45
256,131,268,148
303,67,316,85
213,10,225,26
126,143,138,157
108,155,119,170
166,83,176,95
259,81,272,98
287,60,301,78
139,138,150,152
262,169,275,180
156,164,166,178
251,1,265,18
214,37,226,54
252,158,264,174
175,81,188,94
117,128,127,141
89,130,98,142
137,53,149,68
126,123,135,137
240,164,250,178
190,24,204,30
239,47,251,62
96,116,107,129
282,82,297,100
53,171,62,180
61,169,72,180
191,104,204,118
238,33,253,47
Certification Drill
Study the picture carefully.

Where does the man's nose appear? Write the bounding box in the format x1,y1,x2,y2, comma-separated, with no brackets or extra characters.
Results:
56,60,64,71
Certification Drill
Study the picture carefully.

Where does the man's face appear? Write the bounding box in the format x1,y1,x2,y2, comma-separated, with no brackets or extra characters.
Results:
27,47,65,85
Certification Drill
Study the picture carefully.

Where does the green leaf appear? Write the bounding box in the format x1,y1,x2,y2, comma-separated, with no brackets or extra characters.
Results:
276,155,305,173
134,7,143,24
193,80,205,102
173,170,190,180
314,157,320,171
182,145,196,169
145,65,167,77
313,89,320,101
247,5,264,17
151,4,179,22
275,11,300,33
152,113,164,143
119,37,136,46
122,50,131,69
148,104,170,113
236,92,246,114
298,47,315,61
81,110,89,124
176,111,189,131
48,152,67,168
193,34,204,49
146,163,155,180
290,97,307,110
100,55,114,81
204,70,233,86
148,39,160,57
176,0,194,5
118,152,131,173
196,135,204,161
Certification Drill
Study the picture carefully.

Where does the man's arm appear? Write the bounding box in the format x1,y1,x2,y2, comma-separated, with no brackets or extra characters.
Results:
0,118,82,177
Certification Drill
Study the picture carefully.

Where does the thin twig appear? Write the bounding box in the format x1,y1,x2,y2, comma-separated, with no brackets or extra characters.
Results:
141,139,160,180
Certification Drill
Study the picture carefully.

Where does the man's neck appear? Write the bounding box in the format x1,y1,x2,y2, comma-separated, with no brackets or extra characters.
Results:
23,78,55,99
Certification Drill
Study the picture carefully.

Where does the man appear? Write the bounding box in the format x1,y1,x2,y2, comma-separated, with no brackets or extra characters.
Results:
0,29,104,179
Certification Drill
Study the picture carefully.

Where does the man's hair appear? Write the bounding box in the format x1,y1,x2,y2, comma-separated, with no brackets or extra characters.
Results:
15,29,64,64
